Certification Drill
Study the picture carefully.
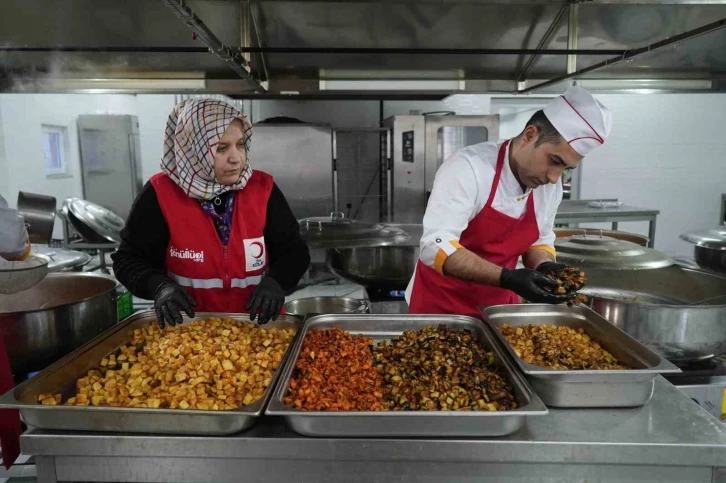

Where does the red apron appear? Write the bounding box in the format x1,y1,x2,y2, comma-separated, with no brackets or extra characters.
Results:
151,171,273,313
0,336,20,469
408,140,540,317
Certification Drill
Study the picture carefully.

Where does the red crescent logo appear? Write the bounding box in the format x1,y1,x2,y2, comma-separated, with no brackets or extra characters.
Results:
250,241,264,259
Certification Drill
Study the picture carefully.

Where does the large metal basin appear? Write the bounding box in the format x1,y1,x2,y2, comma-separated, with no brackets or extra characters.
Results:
581,265,726,362
326,224,421,289
0,273,118,376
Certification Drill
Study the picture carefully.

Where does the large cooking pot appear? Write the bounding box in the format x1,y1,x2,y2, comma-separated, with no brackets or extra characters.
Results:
580,265,726,362
17,191,57,245
0,273,118,376
680,224,726,274
326,224,421,289
554,228,649,247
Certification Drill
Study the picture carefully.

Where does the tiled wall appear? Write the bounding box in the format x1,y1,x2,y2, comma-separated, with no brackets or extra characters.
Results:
580,94,726,257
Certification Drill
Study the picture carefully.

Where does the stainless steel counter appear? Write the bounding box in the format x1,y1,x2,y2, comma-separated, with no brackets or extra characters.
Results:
555,199,660,247
21,378,726,483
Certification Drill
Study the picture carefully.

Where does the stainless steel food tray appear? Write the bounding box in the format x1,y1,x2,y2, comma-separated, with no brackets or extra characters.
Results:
0,311,300,435
481,304,680,408
266,314,548,437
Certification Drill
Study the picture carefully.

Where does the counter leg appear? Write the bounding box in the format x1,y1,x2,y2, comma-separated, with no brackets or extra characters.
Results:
36,456,57,483
648,218,657,248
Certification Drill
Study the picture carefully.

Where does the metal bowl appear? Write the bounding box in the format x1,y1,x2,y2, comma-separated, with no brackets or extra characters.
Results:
580,265,726,362
284,296,368,317
0,272,118,376
326,224,421,289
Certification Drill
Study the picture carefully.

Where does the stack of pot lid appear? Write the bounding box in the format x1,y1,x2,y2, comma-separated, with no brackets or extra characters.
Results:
62,198,124,244
554,234,674,270
299,213,410,249
31,245,92,272
680,224,726,250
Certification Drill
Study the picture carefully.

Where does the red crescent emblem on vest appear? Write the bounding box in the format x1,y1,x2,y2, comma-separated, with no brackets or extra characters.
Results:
250,241,264,259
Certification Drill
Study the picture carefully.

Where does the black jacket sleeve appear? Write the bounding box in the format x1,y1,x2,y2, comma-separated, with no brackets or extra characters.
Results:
111,182,170,300
263,183,310,292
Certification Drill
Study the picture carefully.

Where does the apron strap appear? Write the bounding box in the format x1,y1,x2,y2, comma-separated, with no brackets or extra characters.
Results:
485,140,510,208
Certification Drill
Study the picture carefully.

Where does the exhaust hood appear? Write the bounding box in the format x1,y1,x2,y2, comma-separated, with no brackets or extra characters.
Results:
1,0,726,96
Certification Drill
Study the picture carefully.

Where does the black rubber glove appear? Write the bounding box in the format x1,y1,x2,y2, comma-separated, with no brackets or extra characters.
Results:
154,280,196,329
499,268,574,304
535,261,569,275
246,277,285,324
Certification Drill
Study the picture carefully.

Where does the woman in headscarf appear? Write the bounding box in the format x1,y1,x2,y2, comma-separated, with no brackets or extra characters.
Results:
112,99,310,327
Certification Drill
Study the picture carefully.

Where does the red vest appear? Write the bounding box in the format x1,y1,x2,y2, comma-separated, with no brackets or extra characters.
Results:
408,140,540,317
150,172,273,312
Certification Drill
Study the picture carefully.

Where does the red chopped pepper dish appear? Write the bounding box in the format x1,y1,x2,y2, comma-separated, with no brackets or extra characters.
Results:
284,328,385,411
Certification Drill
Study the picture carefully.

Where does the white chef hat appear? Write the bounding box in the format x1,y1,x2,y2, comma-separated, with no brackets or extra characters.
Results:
543,86,612,156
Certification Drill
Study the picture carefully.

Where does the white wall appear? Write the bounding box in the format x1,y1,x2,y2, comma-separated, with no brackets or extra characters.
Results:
493,94,726,258
136,95,177,181
580,94,726,258
0,94,137,238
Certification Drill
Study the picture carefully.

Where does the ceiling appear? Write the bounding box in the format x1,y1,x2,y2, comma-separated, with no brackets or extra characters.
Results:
1,0,726,97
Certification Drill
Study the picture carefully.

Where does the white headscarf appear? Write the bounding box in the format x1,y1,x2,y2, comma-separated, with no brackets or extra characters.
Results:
161,99,253,200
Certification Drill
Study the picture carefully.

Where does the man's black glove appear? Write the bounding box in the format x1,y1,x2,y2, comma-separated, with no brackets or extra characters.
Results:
499,268,573,304
246,277,285,324
154,280,196,329
535,261,568,275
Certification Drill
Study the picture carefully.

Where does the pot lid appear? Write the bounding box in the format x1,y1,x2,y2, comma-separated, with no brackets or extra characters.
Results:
680,224,726,250
554,234,674,270
299,213,410,248
31,245,92,272
65,198,124,243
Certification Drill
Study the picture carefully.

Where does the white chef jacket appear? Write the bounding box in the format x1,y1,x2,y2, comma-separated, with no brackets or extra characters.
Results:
0,194,29,260
413,140,561,279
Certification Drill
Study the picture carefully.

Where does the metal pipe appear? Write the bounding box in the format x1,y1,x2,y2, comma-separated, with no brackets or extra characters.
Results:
245,0,726,3
0,46,625,56
249,1,270,84
516,3,569,83
332,130,339,213
236,47,624,55
519,17,726,94
240,1,252,66
566,3,579,74
162,0,266,91
0,46,210,53
386,129,392,222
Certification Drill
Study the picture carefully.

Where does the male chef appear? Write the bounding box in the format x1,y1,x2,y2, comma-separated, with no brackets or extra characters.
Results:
407,86,612,316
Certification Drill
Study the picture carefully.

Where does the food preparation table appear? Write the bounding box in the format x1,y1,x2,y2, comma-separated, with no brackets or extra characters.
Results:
22,377,726,483
555,199,659,247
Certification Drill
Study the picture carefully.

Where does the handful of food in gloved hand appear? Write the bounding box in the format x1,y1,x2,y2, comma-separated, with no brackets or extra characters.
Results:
536,262,587,295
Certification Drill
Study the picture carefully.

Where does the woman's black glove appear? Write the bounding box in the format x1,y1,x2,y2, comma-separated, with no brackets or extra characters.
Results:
246,277,285,324
154,280,196,329
499,268,573,304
